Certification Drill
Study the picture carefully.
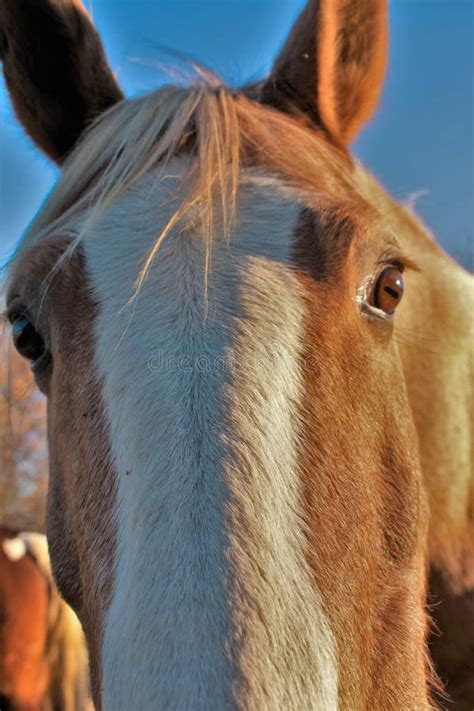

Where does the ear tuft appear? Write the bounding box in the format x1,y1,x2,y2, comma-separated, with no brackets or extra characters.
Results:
261,0,388,146
0,0,123,163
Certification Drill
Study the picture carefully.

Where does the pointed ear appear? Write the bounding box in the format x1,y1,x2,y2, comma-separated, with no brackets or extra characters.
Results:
260,0,388,146
0,0,123,164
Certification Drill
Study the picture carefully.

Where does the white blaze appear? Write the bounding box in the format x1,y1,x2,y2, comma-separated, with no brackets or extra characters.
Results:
84,164,338,709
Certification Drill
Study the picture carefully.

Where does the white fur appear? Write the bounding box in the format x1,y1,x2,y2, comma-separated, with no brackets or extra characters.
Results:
84,163,338,710
2,537,27,561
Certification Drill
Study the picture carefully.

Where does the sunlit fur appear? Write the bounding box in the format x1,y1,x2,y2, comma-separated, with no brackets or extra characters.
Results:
8,83,437,710
3,0,473,703
19,533,91,711
17,86,359,286
5,62,472,711
355,165,474,591
0,528,91,710
82,166,339,708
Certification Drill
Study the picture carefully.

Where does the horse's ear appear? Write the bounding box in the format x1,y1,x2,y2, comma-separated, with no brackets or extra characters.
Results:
260,0,388,146
0,0,123,164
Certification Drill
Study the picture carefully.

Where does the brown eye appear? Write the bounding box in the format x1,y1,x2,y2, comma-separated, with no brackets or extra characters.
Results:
369,267,404,314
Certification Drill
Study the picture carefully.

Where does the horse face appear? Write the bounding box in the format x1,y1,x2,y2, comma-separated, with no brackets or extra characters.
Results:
3,1,432,708
6,156,428,709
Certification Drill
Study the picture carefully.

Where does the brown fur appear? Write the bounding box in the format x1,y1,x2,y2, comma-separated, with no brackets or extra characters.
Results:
45,245,116,711
0,527,92,710
0,0,122,163
292,207,431,708
6,91,437,709
20,532,92,711
261,0,388,144
6,239,117,709
0,526,50,710
355,166,474,710
429,569,474,710
2,0,472,708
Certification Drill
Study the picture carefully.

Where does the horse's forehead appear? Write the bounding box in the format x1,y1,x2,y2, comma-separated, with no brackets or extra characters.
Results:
7,156,367,313
78,167,357,296
80,169,307,340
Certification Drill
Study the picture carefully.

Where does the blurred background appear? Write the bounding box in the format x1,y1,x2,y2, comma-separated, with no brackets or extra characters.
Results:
0,0,472,531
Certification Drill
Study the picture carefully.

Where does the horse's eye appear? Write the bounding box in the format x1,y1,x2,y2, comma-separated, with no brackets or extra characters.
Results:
11,316,47,366
368,267,405,314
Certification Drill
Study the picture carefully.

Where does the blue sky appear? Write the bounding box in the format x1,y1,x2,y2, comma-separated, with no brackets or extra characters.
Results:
0,1,472,269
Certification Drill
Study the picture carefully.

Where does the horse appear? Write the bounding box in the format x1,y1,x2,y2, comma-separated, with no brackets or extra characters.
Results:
1,0,472,708
0,526,50,709
0,527,91,710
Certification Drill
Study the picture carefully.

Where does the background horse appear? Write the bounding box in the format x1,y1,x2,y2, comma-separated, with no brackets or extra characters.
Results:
0,526,50,710
1,0,472,709
0,527,91,710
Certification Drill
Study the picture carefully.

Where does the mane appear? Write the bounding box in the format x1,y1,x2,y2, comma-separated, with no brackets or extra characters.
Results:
17,81,358,299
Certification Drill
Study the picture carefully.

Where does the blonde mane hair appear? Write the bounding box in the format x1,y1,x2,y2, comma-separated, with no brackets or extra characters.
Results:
19,81,359,300
20,532,91,711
